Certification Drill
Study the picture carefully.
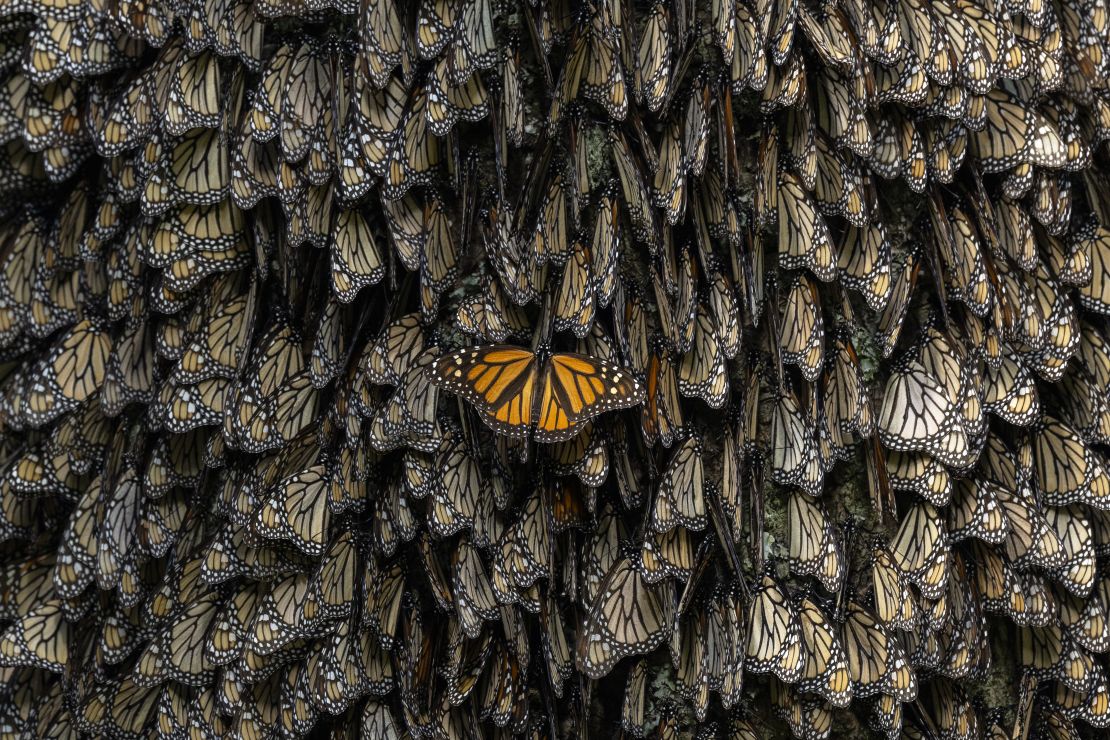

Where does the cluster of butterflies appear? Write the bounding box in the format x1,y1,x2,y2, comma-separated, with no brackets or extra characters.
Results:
0,0,1109,736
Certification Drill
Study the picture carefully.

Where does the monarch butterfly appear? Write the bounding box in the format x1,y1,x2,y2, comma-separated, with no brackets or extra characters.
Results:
971,89,1067,172
769,388,824,498
870,544,920,631
452,538,498,639
1040,229,1090,291
993,481,1068,572
164,50,222,137
793,594,853,707
668,246,698,354
814,65,872,157
677,304,728,409
448,0,497,84
442,615,490,703
23,318,111,428
947,477,1009,545
152,590,221,686
730,1,768,93
532,165,573,267
935,204,993,319
610,129,656,246
982,353,1040,426
575,555,666,679
621,659,648,737
252,465,330,557
540,591,574,697
1077,221,1110,315
783,101,817,190
495,488,550,593
761,52,806,113
366,364,437,454
683,77,710,175
933,0,999,93
1045,506,1096,598
363,560,404,652
546,420,609,488
770,678,834,740
430,345,643,443
779,274,824,382
1057,587,1109,655
579,501,624,610
1033,416,1110,508
1018,622,1086,689
874,52,928,108
425,56,489,137
548,5,626,124
878,358,971,469
359,0,405,87
580,4,627,122
0,598,69,673
824,331,875,453
371,472,418,555
777,170,836,282
812,132,868,227
698,592,735,700
306,532,357,625
456,277,530,344
872,109,927,192
1050,679,1110,730
703,265,741,361
308,299,349,390
653,118,687,226
890,502,950,600
428,428,480,539
673,611,709,720
745,574,804,683
634,2,671,113
787,492,844,593
553,239,596,338
840,600,918,702
799,5,856,68
651,435,705,534
101,317,156,418
381,88,441,200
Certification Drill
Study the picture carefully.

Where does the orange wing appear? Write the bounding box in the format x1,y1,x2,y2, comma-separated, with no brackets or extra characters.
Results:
431,345,538,438
534,353,645,443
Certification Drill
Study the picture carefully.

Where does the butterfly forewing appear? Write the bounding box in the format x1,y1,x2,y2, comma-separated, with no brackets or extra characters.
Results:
431,346,538,439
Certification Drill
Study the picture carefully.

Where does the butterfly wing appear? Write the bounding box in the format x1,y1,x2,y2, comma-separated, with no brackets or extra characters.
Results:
534,353,645,443
431,345,538,438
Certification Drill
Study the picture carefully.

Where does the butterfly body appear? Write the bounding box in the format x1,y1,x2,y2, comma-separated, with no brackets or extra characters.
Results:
430,345,644,443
